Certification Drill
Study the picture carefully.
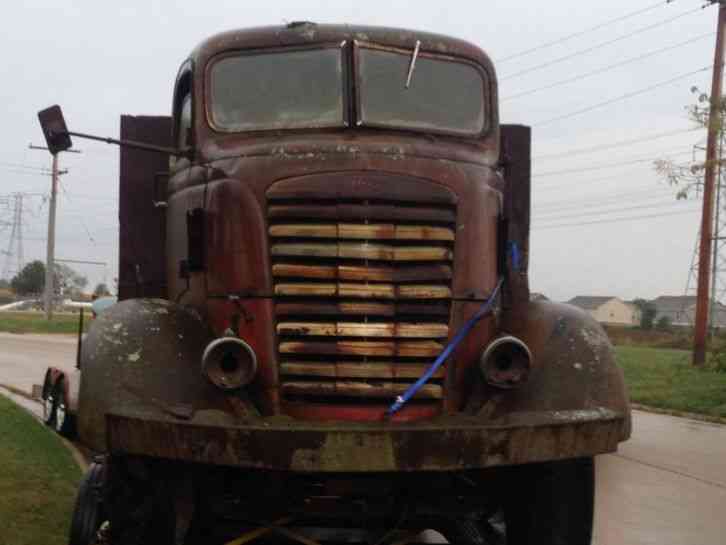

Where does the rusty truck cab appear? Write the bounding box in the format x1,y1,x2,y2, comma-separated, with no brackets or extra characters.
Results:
165,24,504,422
71,23,630,545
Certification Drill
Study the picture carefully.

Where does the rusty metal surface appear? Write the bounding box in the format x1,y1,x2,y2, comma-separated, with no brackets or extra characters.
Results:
77,298,228,451
191,166,501,418
499,124,531,307
107,405,626,472
188,24,499,155
118,115,171,300
494,301,632,442
94,23,632,466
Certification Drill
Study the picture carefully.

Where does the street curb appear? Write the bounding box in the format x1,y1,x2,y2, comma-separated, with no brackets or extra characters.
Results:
0,382,37,401
631,403,726,426
0,385,89,472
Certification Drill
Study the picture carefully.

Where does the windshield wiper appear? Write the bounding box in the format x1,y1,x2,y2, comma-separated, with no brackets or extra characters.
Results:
405,40,421,89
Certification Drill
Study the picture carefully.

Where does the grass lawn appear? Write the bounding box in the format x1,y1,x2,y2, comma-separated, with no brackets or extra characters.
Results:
0,311,87,335
616,345,726,419
0,393,82,545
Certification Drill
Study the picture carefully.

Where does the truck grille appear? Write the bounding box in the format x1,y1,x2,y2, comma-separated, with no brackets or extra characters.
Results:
268,198,456,410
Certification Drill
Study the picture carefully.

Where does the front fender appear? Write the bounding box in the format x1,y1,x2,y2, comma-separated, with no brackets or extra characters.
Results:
473,301,631,442
77,298,229,451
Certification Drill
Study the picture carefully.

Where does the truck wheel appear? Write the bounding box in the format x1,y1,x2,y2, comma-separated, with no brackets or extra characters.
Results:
105,456,176,545
443,458,594,545
502,457,594,545
69,462,106,545
52,379,75,438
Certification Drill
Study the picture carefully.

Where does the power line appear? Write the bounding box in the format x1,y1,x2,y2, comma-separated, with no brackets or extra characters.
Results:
0,162,52,173
501,4,707,80
0,168,54,177
536,186,678,211
533,149,696,178
58,180,98,246
503,32,714,101
496,1,677,63
534,207,699,230
532,169,672,191
534,127,704,161
60,193,118,203
535,198,698,221
533,66,712,127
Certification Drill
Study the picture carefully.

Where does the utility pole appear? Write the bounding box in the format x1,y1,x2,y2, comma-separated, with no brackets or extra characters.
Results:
45,153,58,320
694,1,726,366
29,144,79,320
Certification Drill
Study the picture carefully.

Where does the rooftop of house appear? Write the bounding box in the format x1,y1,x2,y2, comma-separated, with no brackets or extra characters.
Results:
567,296,618,310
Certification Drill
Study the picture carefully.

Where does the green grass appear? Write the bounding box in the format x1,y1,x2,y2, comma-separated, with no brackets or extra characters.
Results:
0,311,87,334
616,345,726,418
0,394,82,545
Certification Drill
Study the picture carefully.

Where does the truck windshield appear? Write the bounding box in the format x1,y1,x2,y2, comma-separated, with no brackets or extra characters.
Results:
357,47,486,136
209,48,345,131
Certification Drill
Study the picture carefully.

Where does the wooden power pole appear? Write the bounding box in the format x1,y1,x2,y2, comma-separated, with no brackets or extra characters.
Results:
694,1,726,366
44,153,59,320
29,144,79,320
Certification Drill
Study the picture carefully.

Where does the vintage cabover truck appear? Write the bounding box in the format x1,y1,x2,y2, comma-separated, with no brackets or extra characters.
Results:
39,23,630,545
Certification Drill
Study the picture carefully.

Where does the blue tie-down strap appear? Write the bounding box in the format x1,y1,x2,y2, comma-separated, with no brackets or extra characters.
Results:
508,241,521,272
386,278,504,417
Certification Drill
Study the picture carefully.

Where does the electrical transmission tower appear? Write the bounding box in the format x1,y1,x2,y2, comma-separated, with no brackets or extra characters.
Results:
1,193,24,281
683,135,726,330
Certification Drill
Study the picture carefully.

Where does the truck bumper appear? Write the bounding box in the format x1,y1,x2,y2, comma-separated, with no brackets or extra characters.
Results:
107,406,627,472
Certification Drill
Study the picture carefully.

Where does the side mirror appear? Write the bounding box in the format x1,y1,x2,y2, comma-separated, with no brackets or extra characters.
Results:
37,105,73,154
37,104,187,158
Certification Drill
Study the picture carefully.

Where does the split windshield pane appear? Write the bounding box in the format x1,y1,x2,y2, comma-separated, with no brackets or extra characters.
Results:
357,48,486,136
209,48,345,131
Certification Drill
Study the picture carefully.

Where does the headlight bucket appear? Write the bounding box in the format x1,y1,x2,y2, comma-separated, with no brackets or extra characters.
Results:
201,337,258,391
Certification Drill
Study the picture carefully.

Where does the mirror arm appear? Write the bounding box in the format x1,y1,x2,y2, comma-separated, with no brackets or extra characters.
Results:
54,130,191,159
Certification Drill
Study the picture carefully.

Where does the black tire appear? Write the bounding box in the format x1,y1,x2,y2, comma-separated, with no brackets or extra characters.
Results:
42,376,56,426
105,456,176,545
53,379,75,438
69,462,106,545
502,457,594,545
444,518,504,545
444,458,594,545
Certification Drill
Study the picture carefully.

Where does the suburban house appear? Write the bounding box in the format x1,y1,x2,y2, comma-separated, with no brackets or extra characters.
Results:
650,295,726,328
567,296,640,326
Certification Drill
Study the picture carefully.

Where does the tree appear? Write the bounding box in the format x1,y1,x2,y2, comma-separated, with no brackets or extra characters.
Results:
0,278,9,289
656,315,673,332
633,298,657,330
10,260,45,295
93,283,111,297
54,262,88,298
654,87,726,199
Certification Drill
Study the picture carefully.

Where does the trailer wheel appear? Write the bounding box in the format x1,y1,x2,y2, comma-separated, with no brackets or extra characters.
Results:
69,462,106,545
42,375,56,426
52,378,75,437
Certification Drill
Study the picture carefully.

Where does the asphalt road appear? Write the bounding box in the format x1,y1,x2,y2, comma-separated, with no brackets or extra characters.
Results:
1,332,725,544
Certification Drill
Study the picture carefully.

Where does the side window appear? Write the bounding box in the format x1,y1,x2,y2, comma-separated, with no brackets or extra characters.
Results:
171,62,193,169
178,94,192,149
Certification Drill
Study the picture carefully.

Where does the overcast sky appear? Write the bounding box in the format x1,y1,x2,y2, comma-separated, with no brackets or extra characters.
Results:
0,0,720,301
